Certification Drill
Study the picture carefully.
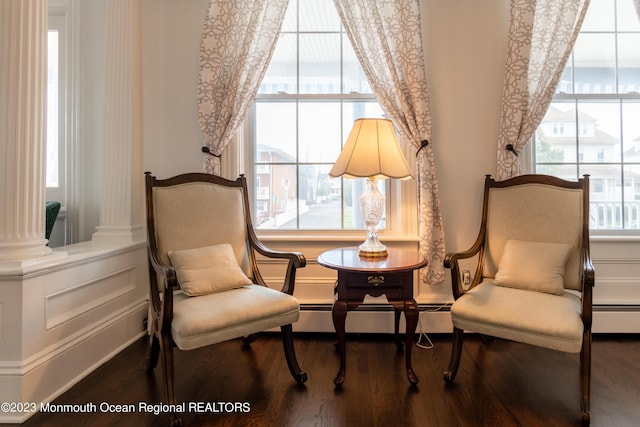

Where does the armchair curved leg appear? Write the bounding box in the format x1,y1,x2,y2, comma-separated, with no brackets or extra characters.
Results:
145,333,160,371
444,327,464,383
581,330,592,425
242,333,259,349
159,333,181,425
281,324,307,384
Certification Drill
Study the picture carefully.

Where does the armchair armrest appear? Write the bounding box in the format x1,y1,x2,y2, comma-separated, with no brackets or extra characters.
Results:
444,236,485,300
581,245,595,328
248,231,306,295
147,240,179,291
251,238,306,268
146,239,179,334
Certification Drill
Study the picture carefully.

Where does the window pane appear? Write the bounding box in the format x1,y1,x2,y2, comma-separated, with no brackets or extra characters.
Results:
281,0,297,32
341,177,354,228
298,165,342,229
254,164,297,229
581,164,623,229
260,34,297,94
617,0,640,31
556,61,573,94
581,0,615,31
536,103,577,163
47,30,59,188
577,101,621,163
299,33,341,94
573,34,616,94
536,164,578,180
256,102,297,161
299,0,341,32
623,165,640,229
618,34,640,93
343,38,372,94
299,102,341,163
622,102,640,154
342,102,385,135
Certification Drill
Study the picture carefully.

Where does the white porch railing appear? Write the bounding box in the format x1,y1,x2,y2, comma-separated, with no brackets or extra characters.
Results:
590,200,640,230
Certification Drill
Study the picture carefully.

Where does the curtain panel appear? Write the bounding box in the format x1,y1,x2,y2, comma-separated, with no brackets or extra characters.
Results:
333,0,445,285
496,0,590,180
197,0,287,175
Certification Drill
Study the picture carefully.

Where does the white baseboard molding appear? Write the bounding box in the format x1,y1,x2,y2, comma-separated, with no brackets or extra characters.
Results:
293,304,640,334
294,305,453,334
592,306,640,333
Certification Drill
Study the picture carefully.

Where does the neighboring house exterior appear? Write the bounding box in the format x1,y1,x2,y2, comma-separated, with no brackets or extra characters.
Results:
536,106,640,229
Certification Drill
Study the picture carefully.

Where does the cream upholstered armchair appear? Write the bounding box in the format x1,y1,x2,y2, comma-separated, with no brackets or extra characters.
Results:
443,174,594,424
144,172,307,426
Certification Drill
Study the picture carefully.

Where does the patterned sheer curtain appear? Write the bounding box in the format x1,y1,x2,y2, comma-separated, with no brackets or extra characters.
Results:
333,0,445,284
496,0,590,179
197,0,287,175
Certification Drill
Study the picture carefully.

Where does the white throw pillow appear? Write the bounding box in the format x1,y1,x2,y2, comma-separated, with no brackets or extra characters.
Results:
494,239,572,295
168,243,252,296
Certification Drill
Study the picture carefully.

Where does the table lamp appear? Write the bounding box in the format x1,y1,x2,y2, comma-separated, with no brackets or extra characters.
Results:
329,118,413,258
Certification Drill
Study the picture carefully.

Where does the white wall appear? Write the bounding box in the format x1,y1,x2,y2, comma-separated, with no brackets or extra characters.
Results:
426,0,509,253
141,0,209,177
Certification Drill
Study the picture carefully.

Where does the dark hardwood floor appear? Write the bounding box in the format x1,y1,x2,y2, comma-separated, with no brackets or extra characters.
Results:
11,332,640,427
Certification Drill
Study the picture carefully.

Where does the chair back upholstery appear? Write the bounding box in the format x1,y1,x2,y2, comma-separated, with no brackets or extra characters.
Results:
147,173,253,280
481,175,589,292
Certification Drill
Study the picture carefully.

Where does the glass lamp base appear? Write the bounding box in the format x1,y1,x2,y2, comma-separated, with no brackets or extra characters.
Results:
358,234,388,258
358,177,387,258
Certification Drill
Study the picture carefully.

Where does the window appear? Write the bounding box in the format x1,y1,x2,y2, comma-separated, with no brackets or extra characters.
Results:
533,0,640,230
47,1,77,246
47,16,66,202
248,0,385,230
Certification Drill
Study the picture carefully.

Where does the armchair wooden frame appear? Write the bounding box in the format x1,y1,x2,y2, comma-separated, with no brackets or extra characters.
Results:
144,172,307,425
443,174,594,425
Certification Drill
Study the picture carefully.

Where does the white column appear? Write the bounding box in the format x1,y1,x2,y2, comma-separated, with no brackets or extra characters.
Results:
92,0,144,243
0,0,52,261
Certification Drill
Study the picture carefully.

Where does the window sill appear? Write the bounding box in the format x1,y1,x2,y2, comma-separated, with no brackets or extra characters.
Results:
256,230,420,244
590,232,640,242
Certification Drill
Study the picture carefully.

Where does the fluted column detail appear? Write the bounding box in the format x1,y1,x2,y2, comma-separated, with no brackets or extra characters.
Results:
92,0,143,243
0,0,51,261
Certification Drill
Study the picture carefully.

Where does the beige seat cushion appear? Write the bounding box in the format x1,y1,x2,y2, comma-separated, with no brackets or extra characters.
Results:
451,281,584,353
171,284,300,350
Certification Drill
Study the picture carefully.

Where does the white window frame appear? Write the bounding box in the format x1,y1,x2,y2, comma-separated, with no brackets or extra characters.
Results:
47,0,79,246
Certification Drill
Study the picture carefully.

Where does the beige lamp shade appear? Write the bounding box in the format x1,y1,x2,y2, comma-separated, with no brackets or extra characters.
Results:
329,118,413,180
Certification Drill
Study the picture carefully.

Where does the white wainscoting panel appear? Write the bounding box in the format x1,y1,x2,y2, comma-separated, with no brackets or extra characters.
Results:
0,240,148,423
45,266,137,330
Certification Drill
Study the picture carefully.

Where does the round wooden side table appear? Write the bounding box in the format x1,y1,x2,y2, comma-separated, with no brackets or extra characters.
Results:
318,246,428,386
